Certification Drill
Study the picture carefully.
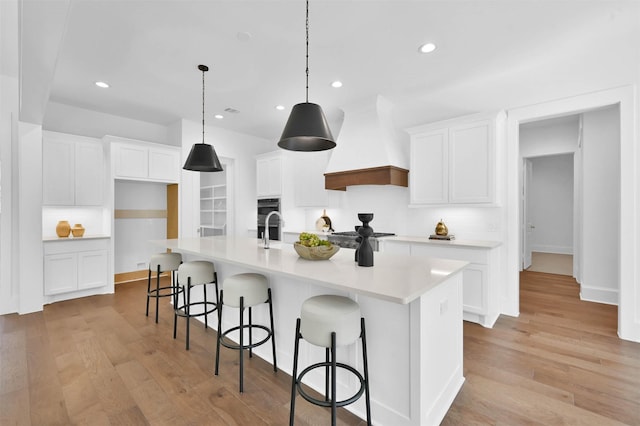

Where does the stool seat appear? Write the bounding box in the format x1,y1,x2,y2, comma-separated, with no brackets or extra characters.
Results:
290,295,371,426
223,273,269,308
215,273,277,393
173,260,219,350
146,252,182,323
300,295,361,348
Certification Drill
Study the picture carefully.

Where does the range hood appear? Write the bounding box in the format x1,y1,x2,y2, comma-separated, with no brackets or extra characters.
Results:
324,95,409,191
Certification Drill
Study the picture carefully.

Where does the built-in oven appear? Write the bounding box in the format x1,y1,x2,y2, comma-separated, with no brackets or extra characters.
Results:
257,198,281,241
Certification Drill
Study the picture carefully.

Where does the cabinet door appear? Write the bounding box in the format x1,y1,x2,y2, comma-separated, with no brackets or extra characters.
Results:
257,156,282,197
114,144,148,178
44,253,78,295
409,129,448,204
449,120,493,203
148,147,180,182
75,141,104,205
461,264,487,314
78,250,108,290
42,139,75,205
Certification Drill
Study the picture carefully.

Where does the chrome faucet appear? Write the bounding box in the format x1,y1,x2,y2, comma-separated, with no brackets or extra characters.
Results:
263,211,284,249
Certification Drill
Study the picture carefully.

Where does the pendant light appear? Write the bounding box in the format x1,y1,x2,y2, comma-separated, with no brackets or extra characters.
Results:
183,64,224,172
277,0,335,152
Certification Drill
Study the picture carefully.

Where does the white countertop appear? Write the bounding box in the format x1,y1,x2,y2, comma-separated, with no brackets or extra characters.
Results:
382,235,501,249
152,236,468,305
43,234,111,242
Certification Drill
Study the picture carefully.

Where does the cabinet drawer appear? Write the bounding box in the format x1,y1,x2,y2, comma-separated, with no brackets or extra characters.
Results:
410,243,488,264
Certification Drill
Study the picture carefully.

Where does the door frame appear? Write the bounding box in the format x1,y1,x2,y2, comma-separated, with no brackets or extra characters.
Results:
505,85,639,342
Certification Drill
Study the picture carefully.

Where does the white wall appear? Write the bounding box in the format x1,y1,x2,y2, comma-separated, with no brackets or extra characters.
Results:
178,119,273,239
580,106,620,304
528,154,574,254
520,116,580,157
43,101,176,146
114,180,168,274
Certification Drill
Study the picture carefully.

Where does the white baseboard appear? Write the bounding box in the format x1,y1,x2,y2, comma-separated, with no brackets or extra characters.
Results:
580,285,618,305
531,245,573,255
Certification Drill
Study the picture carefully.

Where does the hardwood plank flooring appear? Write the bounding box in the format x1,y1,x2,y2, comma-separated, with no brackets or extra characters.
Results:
1,271,639,425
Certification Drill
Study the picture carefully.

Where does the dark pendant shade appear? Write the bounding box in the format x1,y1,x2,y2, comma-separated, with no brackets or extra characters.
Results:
183,143,223,172
277,102,336,151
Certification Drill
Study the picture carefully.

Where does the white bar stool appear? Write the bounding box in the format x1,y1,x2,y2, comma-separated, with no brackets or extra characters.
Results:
146,252,183,323
173,260,219,350
289,295,371,426
215,273,277,393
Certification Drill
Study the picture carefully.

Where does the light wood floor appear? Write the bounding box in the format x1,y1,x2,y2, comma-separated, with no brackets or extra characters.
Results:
526,252,573,276
1,272,639,425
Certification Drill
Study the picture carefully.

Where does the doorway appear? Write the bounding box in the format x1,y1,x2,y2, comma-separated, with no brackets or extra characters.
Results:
505,86,637,341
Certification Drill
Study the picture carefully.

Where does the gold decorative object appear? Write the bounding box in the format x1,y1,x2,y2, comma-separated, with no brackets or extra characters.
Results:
71,223,85,238
56,220,71,238
315,209,334,232
294,242,340,260
435,219,448,236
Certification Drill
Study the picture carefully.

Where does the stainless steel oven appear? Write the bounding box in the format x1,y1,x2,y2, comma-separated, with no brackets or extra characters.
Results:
257,198,281,241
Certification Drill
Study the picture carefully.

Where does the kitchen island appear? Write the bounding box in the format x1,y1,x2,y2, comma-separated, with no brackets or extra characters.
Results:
152,236,468,426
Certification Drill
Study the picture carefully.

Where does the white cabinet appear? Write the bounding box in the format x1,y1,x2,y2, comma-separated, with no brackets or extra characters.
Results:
256,152,282,198
380,239,500,327
408,112,505,206
109,137,181,183
44,238,109,296
42,131,104,206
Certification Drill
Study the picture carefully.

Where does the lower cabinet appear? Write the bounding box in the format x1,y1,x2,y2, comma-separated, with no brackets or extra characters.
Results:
44,238,109,296
381,239,500,327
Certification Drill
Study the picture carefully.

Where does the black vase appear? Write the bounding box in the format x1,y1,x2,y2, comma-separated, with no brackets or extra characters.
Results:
356,213,374,267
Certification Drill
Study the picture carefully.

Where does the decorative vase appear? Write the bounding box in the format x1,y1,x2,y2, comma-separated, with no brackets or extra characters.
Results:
56,220,71,238
356,213,374,267
71,223,85,238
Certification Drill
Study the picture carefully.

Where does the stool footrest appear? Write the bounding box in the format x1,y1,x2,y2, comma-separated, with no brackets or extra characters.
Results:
219,324,273,351
147,285,183,298
174,301,217,319
295,361,366,408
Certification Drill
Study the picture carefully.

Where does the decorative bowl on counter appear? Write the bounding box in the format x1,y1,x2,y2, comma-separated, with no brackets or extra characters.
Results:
294,242,340,260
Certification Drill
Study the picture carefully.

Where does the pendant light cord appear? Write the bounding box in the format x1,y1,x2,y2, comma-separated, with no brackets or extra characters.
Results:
201,66,206,144
305,0,309,103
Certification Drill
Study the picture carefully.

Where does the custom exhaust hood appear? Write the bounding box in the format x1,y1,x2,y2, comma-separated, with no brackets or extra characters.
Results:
324,95,409,191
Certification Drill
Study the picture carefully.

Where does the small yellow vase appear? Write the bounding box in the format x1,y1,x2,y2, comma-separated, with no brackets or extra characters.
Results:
71,223,85,238
56,220,71,238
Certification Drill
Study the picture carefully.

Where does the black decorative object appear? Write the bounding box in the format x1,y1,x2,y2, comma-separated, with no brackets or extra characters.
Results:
355,213,374,267
277,0,335,152
183,64,224,172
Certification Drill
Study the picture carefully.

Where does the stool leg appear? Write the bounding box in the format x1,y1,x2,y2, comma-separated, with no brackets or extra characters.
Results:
214,290,224,376
203,284,208,329
331,331,337,426
185,279,191,350
325,347,330,402
155,265,161,323
239,296,245,393
145,269,151,317
248,306,253,359
289,318,302,426
268,288,277,372
361,318,372,426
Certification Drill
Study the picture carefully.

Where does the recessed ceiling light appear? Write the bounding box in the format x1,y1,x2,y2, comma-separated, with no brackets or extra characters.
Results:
418,43,437,54
214,114,224,119
275,105,286,111
331,81,343,88
95,81,110,88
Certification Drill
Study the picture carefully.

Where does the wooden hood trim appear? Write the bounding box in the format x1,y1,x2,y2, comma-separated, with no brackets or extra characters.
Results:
324,165,409,191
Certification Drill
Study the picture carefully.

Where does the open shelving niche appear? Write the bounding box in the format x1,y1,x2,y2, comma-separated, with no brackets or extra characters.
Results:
200,170,227,236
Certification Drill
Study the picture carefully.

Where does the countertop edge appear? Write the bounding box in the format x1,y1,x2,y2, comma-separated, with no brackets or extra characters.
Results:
43,235,111,242
382,235,502,249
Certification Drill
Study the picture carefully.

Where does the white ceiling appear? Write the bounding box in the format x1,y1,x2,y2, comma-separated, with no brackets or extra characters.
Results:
19,0,640,142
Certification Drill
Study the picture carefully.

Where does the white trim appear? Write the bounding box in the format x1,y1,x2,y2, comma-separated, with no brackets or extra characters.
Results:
580,285,618,306
506,85,639,342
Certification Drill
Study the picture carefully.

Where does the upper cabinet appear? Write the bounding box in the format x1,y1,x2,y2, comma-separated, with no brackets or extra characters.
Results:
43,131,105,206
108,136,181,183
407,111,505,206
256,152,283,198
